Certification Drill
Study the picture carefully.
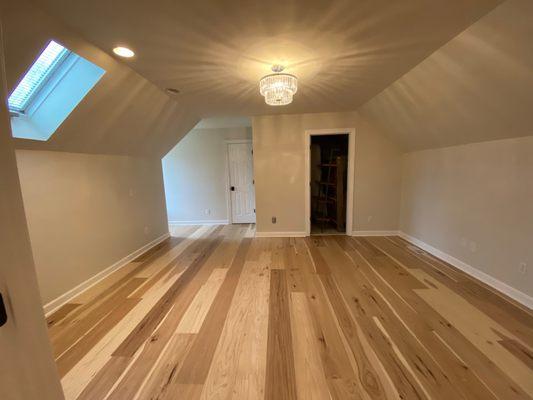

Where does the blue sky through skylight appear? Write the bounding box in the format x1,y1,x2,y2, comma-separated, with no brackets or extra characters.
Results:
8,41,69,112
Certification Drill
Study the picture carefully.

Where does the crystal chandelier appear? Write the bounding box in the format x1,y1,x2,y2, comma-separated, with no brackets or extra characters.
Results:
259,65,298,106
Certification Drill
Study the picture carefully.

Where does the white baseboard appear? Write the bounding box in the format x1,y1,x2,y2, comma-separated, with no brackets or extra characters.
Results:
255,231,307,238
351,230,400,237
43,232,170,316
169,219,229,226
399,232,533,310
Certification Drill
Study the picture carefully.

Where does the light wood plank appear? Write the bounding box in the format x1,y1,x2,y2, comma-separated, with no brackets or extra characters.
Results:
136,334,196,400
176,268,228,334
290,292,331,400
176,238,252,384
105,228,234,399
200,253,270,400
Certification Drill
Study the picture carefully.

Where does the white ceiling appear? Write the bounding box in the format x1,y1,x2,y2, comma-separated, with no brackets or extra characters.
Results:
33,0,502,118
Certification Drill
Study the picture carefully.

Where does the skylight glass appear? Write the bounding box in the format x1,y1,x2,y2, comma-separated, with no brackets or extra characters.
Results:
8,41,70,112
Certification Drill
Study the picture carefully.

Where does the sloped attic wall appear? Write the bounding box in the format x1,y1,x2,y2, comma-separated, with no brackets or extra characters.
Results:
356,0,533,302
356,0,533,151
1,0,199,157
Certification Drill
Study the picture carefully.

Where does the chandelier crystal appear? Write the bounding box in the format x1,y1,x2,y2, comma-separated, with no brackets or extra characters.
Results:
259,65,298,106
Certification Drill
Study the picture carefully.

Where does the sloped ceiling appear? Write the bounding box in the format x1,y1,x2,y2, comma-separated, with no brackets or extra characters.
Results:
357,0,533,151
31,0,501,118
1,0,200,157
5,0,524,155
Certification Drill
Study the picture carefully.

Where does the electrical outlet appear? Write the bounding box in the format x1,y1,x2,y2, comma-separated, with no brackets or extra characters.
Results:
469,241,477,253
144,226,150,235
272,216,277,224
367,215,373,222
519,262,527,275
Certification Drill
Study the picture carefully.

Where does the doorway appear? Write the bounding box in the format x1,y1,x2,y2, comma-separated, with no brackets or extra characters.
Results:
305,129,355,235
226,140,256,223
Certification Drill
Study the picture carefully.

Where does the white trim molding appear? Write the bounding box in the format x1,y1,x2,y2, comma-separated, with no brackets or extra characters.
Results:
400,232,533,310
304,128,355,236
43,233,170,316
255,231,307,238
168,219,229,226
351,230,400,237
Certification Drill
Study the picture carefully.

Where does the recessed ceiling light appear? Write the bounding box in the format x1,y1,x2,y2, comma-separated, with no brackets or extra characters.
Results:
113,46,135,58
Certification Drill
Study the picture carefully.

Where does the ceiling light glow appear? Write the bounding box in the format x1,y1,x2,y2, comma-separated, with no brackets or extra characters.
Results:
113,46,135,58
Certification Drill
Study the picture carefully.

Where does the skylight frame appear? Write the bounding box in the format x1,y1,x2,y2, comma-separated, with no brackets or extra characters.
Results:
8,40,71,113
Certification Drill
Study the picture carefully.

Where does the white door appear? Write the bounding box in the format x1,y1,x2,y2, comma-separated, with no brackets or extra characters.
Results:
228,142,256,223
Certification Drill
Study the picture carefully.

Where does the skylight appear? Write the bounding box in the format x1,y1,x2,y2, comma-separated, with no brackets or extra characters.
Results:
8,41,70,113
8,40,105,141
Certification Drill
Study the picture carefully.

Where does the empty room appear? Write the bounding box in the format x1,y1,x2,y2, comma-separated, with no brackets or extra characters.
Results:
1,0,532,399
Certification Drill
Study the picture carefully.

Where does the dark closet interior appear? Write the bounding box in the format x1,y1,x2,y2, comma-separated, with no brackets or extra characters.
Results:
310,134,348,234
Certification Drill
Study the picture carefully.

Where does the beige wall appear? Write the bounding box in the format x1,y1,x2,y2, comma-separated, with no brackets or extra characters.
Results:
400,136,533,297
162,127,251,223
0,25,63,399
16,150,169,305
252,111,402,234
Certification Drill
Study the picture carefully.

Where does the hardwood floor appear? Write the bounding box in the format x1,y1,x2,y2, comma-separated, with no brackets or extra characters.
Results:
46,224,533,400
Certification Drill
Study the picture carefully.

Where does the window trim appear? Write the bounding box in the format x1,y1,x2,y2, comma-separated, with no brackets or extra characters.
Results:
8,41,71,114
